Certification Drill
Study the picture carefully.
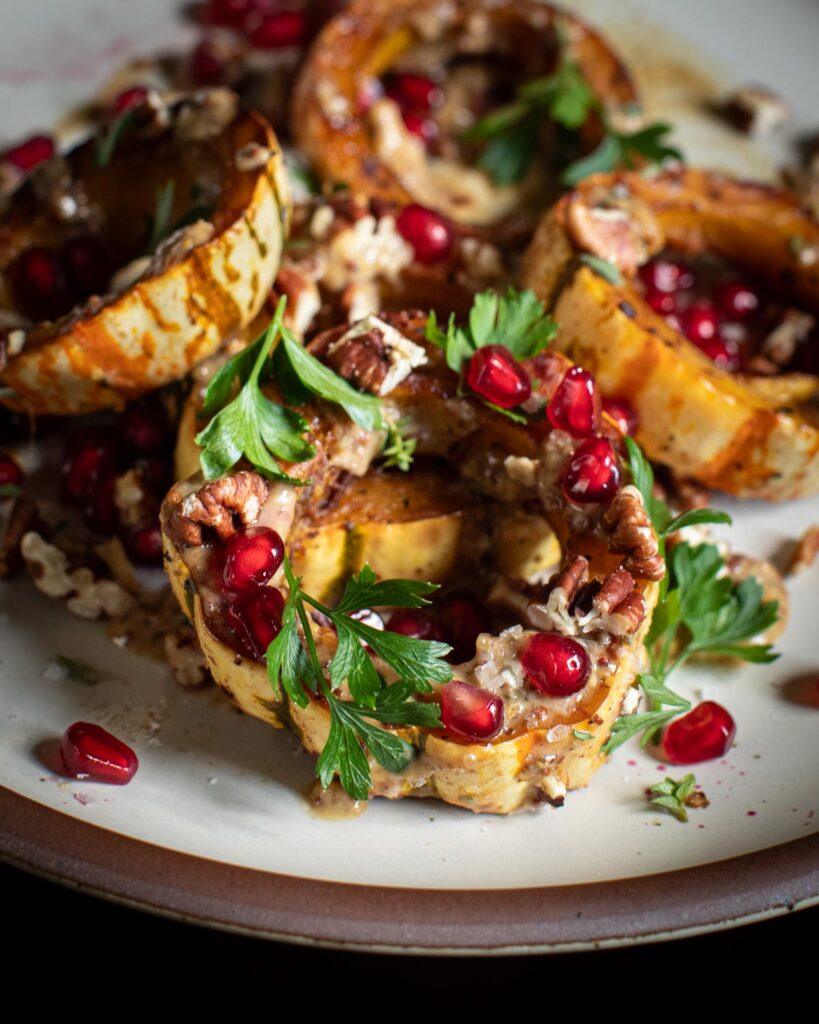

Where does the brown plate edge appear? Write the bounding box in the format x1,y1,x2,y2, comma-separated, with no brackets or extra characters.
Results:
2,785,817,954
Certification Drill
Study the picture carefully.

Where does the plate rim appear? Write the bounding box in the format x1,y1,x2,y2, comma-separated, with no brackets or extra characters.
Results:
2,785,817,953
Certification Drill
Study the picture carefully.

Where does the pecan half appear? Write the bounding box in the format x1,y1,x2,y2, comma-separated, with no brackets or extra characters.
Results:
600,589,646,636
326,328,390,394
593,568,634,614
788,524,819,576
166,471,269,546
601,485,665,580
551,556,590,604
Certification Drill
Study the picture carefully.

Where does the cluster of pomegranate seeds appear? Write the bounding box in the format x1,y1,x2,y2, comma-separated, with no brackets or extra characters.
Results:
223,526,284,590
562,436,621,505
126,524,164,566
62,429,118,503
4,133,55,172
60,721,139,784
638,254,763,372
396,203,453,263
663,701,736,764
602,396,638,435
226,585,285,660
248,10,307,49
12,247,70,320
547,366,601,437
466,344,532,409
440,681,504,742
521,633,591,697
0,451,24,488
388,608,443,641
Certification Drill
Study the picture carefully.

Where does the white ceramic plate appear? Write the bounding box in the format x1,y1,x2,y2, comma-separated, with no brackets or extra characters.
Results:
1,0,818,951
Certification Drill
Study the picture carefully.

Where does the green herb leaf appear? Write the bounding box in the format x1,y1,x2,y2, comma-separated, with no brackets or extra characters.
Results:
662,508,732,536
648,773,697,823
562,122,681,186
573,729,594,741
425,287,557,376
266,558,449,800
146,179,175,254
54,654,100,686
94,107,138,169
277,327,384,432
381,418,416,471
579,253,623,285
195,300,315,482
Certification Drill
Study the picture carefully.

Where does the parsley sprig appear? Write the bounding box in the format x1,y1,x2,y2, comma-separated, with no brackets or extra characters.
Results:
426,288,557,373
381,417,416,471
196,297,384,482
648,774,698,823
267,561,450,799
465,53,681,187
603,440,779,754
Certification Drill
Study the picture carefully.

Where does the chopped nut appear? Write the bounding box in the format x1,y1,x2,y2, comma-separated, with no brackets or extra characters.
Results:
165,626,210,688
326,315,427,395
166,471,270,546
593,568,635,614
566,189,663,276
235,142,273,172
175,88,239,142
722,84,790,136
787,524,819,576
685,790,710,810
601,485,665,581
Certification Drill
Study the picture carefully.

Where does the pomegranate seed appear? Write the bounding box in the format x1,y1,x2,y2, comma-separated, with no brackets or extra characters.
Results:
645,288,678,317
391,73,440,111
638,258,693,293
201,0,253,26
440,682,504,742
4,133,54,172
0,452,24,488
714,280,760,319
223,526,284,590
60,721,139,784
682,303,720,344
120,399,167,453
402,111,439,149
226,585,285,660
84,474,118,534
466,345,531,409
111,86,149,118
562,436,621,504
388,608,443,641
62,431,119,503
663,701,736,764
126,524,164,566
603,396,638,435
248,11,307,48
521,633,591,697
547,366,600,438
62,234,108,296
12,247,70,319
439,595,490,662
694,334,741,371
191,39,225,84
396,204,453,264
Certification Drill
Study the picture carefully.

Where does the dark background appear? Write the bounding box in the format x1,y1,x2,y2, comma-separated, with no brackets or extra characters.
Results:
4,860,815,984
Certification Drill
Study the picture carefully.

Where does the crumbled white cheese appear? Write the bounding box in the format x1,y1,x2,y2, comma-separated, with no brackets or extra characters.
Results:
542,776,567,801
330,315,428,395
323,214,413,290
309,204,335,240
620,686,641,716
7,329,26,357
504,455,538,490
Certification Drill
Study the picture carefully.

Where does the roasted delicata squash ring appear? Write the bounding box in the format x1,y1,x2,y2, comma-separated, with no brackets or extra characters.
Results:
292,0,637,230
520,167,819,500
0,88,290,415
161,310,663,813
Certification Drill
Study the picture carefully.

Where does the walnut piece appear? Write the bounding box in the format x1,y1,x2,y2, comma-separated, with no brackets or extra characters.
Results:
601,485,665,581
787,524,819,576
166,471,269,545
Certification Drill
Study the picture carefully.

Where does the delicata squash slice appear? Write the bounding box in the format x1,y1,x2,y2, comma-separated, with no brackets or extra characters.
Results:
292,0,638,232
520,167,819,500
160,300,664,813
0,88,290,415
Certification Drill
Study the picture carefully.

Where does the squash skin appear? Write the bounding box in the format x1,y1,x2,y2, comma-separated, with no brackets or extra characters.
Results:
291,0,637,228
161,320,662,813
520,168,819,500
0,99,291,415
